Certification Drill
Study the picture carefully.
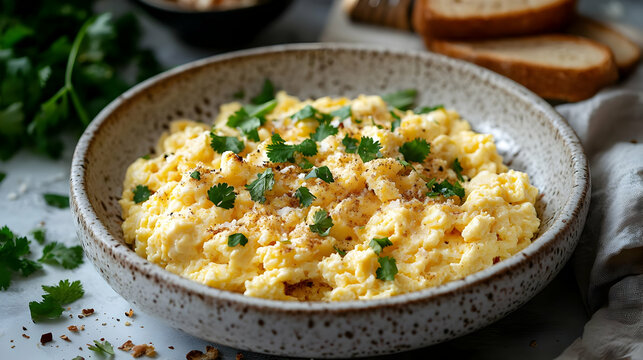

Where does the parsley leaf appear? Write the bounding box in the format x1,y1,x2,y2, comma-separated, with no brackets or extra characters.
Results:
426,179,465,199
31,228,46,244
227,233,248,247
452,158,464,181
0,226,41,290
334,246,347,257
251,79,275,105
190,170,201,180
309,209,333,236
294,186,316,207
43,193,69,208
310,123,338,142
0,172,5,183
382,89,417,110
266,134,317,163
305,166,334,183
210,133,244,154
414,105,444,114
88,340,115,356
342,135,358,154
29,279,84,321
298,158,314,169
39,242,83,269
369,237,393,255
132,185,151,204
399,138,431,163
330,105,351,120
207,183,236,209
357,136,382,163
390,111,401,132
245,169,274,204
376,256,398,281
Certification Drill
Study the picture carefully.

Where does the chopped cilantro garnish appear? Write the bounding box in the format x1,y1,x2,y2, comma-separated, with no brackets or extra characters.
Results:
397,158,412,167
399,138,431,163
376,256,398,281
330,105,351,120
233,89,245,99
210,133,244,154
292,105,332,123
141,154,150,160
207,183,236,209
190,170,201,180
245,169,274,204
31,228,46,245
266,134,317,163
342,135,359,154
294,186,316,207
29,279,84,321
39,242,83,269
426,179,465,199
251,79,275,105
298,158,314,169
310,123,338,142
0,226,41,290
309,209,333,236
382,89,417,110
369,237,393,255
390,111,401,132
304,166,334,183
132,185,151,204
334,246,347,257
227,99,278,142
227,233,248,247
43,193,69,209
88,340,115,356
452,158,464,181
414,105,444,114
357,136,382,163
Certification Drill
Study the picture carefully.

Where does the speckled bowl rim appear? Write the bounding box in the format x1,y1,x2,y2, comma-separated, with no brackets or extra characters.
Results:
70,43,589,313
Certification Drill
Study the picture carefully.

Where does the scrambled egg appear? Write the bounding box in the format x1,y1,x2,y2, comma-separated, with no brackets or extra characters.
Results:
120,92,540,301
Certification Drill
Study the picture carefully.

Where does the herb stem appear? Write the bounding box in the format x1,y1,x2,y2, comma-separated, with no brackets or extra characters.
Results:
64,19,92,126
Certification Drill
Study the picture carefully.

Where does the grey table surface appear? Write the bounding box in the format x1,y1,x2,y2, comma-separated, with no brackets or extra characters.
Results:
1,0,641,359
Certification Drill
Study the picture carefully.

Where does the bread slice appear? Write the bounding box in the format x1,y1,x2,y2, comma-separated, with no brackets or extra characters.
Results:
567,17,641,75
427,35,618,102
414,0,576,40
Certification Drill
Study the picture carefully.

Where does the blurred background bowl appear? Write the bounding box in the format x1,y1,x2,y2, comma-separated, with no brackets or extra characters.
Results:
132,0,294,47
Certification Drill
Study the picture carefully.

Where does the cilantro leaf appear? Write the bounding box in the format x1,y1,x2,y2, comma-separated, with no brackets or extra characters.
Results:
426,179,465,199
39,242,84,269
251,79,275,105
0,172,5,184
227,233,248,247
342,135,358,154
330,105,351,120
29,279,84,321
292,105,318,122
376,256,398,281
266,134,317,163
210,133,244,154
357,136,382,163
452,158,464,181
310,123,338,142
43,193,69,208
0,226,41,290
304,166,334,183
29,296,63,321
245,169,274,204
132,185,151,204
298,158,314,169
399,138,431,163
369,237,393,255
382,89,417,110
207,183,236,209
227,100,277,142
190,170,201,180
390,111,401,132
309,209,333,236
244,99,277,118
88,340,115,356
414,105,444,114
31,228,46,244
334,246,347,257
294,187,316,208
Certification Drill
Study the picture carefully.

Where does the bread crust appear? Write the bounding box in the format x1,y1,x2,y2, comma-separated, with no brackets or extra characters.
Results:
416,0,577,40
426,35,619,102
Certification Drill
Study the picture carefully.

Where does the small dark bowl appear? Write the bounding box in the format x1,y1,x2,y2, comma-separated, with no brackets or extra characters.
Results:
133,0,294,47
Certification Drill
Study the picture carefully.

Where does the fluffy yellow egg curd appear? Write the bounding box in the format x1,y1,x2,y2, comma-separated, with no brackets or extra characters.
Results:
120,91,540,301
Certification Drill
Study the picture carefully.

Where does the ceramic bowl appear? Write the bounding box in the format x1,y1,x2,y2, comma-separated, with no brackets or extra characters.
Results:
70,44,589,358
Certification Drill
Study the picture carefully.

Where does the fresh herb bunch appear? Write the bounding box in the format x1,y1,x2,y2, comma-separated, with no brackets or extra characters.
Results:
0,0,162,160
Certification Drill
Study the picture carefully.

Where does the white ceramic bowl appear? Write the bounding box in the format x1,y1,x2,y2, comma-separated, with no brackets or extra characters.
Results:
70,44,589,358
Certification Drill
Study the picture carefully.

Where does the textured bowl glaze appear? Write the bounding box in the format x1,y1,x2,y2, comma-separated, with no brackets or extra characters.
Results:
70,44,589,358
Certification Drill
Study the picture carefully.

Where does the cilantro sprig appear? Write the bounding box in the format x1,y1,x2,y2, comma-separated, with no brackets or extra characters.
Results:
226,99,277,141
382,89,417,110
330,105,351,120
342,135,358,154
207,183,236,209
266,134,317,163
292,105,331,123
294,187,316,208
210,133,244,154
426,178,465,199
251,79,275,105
43,193,69,209
304,166,334,183
29,279,84,321
39,242,83,269
357,136,382,163
0,226,41,290
376,257,398,281
88,340,115,356
245,169,274,204
399,138,431,163
309,209,333,236
369,237,393,255
310,122,338,142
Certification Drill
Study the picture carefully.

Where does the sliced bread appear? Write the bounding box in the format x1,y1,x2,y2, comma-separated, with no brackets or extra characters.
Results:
427,35,618,102
567,17,641,75
414,0,576,40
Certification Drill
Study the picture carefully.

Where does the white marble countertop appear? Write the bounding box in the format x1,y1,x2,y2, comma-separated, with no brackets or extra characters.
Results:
1,0,640,359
